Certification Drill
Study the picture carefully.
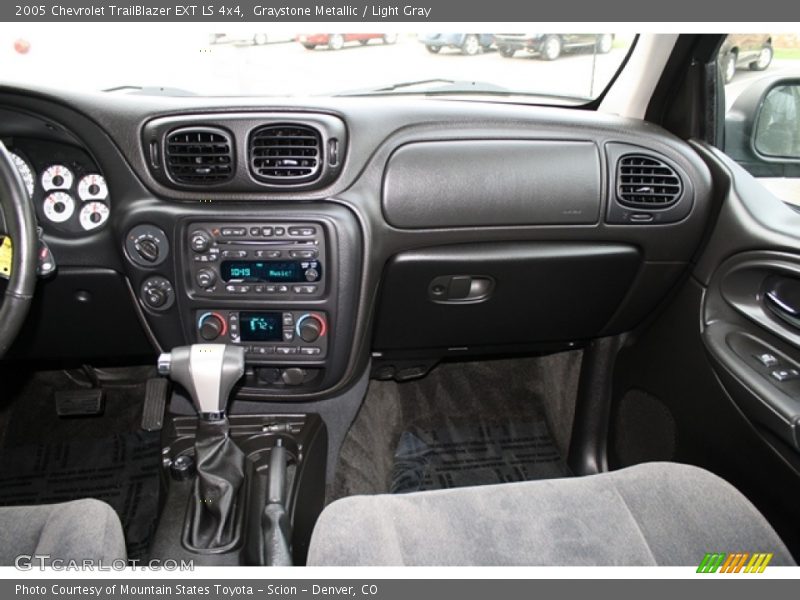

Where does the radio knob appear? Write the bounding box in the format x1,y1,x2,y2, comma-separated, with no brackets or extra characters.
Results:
304,268,319,282
195,268,217,289
297,314,325,343
190,230,211,253
199,312,225,341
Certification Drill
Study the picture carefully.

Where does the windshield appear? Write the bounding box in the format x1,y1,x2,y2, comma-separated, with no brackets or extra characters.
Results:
1,25,635,101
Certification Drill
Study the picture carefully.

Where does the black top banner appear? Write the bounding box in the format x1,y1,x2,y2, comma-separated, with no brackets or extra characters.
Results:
2,0,796,22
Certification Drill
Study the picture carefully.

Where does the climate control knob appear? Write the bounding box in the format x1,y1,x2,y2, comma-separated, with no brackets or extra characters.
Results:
296,314,325,343
198,312,226,341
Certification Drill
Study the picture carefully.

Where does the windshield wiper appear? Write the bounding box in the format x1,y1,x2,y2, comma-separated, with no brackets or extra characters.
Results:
334,79,513,97
103,85,196,97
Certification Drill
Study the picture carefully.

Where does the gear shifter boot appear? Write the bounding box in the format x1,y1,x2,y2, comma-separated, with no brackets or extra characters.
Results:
186,418,245,550
157,344,248,551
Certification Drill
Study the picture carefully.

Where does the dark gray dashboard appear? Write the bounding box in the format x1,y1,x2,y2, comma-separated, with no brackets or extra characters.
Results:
0,85,714,400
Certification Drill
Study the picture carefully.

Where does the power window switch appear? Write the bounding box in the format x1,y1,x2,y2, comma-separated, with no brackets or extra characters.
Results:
755,353,779,368
771,368,800,382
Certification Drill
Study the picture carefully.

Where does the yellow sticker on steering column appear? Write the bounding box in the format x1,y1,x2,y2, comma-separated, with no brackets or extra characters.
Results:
0,236,12,279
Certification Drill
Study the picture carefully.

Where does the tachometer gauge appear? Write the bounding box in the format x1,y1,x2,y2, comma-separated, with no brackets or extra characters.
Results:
78,202,109,231
77,174,108,201
43,191,75,223
9,152,34,198
41,164,74,191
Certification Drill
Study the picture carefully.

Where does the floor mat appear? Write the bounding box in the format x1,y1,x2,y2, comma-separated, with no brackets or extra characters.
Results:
331,352,582,501
390,419,568,493
1,369,153,448
0,431,161,561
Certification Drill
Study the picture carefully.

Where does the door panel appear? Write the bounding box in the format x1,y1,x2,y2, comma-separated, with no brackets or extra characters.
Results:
694,142,800,467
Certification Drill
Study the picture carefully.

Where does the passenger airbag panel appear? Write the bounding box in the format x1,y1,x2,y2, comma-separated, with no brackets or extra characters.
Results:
382,140,601,228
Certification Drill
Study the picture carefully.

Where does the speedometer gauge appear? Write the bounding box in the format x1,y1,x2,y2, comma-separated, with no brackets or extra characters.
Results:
41,164,74,191
43,191,75,223
77,174,108,201
9,152,34,198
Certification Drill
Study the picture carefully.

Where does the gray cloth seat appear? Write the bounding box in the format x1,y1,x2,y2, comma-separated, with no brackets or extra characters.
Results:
0,499,126,566
308,462,796,566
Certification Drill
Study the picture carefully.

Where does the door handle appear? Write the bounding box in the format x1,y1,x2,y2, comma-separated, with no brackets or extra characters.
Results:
428,275,495,304
764,276,800,329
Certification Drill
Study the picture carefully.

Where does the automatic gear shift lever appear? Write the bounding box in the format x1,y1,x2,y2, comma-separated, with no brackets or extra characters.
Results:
158,344,245,420
158,344,247,550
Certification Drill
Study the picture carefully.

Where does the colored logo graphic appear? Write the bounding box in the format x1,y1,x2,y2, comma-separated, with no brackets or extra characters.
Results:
697,552,774,573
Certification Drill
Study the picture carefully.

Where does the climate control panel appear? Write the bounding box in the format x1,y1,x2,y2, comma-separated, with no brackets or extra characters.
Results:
186,221,326,299
195,309,328,362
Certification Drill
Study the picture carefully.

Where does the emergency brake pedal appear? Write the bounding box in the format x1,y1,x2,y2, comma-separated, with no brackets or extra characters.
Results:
141,377,169,431
55,389,105,417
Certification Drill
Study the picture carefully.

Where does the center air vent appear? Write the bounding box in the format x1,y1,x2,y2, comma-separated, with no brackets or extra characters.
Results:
617,154,682,208
249,124,322,184
165,127,233,184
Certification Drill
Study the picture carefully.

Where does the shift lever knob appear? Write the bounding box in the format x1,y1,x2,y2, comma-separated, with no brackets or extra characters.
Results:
158,344,245,420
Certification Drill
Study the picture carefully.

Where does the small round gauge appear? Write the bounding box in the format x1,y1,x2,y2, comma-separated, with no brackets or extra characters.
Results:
78,202,109,231
9,152,34,198
41,164,74,191
43,191,75,223
77,174,108,201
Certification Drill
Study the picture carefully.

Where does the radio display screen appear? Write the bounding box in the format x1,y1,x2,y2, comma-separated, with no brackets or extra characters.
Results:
240,312,283,342
220,260,320,283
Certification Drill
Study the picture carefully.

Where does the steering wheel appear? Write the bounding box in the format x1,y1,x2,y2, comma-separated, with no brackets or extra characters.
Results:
0,141,38,357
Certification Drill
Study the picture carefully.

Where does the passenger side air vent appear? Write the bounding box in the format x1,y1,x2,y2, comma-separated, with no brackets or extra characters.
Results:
616,154,682,208
165,127,234,184
249,124,322,184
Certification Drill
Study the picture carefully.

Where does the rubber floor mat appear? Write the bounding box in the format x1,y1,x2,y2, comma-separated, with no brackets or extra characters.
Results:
0,431,161,560
390,420,569,493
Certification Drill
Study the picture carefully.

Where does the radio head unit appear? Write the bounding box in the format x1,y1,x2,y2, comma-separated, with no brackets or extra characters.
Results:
186,221,326,298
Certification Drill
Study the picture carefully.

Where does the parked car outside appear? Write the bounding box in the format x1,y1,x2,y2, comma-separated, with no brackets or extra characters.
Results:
297,33,398,51
494,33,614,60
208,32,296,46
718,34,773,83
418,34,495,56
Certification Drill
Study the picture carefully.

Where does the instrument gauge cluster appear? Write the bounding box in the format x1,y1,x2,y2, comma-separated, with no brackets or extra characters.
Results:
4,140,111,235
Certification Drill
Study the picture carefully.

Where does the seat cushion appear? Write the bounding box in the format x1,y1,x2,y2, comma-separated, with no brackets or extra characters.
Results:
0,499,126,566
308,462,796,566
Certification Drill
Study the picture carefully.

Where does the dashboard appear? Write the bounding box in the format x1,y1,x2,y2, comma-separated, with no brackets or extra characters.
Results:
0,86,714,401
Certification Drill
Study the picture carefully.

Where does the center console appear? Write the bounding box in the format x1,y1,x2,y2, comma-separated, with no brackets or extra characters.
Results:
119,200,363,565
121,203,363,399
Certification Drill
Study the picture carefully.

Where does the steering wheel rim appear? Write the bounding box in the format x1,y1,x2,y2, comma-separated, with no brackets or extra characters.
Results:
0,140,38,357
